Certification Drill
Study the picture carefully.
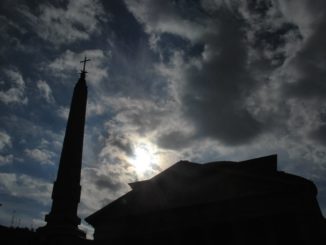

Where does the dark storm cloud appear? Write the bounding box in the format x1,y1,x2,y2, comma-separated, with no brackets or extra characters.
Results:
245,0,302,68
95,178,123,191
125,1,263,145
80,165,133,222
311,125,326,146
86,168,124,192
108,133,134,157
157,130,193,150
125,0,306,147
278,0,326,145
181,12,262,145
284,18,326,99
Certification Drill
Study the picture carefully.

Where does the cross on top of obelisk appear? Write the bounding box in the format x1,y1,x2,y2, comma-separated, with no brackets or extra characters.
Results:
80,56,91,75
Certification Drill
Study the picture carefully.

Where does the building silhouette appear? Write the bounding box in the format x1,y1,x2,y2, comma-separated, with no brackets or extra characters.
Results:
0,225,37,245
86,155,326,244
37,58,90,243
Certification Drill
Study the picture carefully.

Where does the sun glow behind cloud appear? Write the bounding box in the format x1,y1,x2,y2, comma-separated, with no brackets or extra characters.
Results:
129,141,158,176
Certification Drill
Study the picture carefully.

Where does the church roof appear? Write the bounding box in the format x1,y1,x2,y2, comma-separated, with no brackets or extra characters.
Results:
85,155,317,226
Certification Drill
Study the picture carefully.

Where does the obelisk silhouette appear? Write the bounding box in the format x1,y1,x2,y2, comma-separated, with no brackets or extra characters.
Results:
38,57,90,240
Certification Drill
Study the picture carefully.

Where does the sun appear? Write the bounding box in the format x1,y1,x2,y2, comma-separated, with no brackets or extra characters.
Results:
130,143,156,175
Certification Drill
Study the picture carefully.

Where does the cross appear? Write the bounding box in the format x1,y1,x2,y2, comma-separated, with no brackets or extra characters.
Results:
80,56,91,73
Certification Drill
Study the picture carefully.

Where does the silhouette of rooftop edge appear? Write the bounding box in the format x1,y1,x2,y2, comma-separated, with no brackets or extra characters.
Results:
85,154,319,226
129,154,277,190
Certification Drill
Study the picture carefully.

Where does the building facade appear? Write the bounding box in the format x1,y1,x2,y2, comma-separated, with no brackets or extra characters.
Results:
86,155,325,244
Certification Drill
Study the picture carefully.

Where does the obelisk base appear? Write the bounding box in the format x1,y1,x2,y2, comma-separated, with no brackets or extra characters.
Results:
37,224,86,244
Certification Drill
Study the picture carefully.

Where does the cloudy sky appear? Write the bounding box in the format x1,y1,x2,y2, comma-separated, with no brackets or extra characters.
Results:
1,0,326,238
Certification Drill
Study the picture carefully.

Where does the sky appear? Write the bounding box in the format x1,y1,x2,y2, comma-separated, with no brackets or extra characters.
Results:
1,0,326,239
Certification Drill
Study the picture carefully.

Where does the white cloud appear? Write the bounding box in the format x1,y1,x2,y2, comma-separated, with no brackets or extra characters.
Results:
0,173,52,205
0,154,13,166
0,69,28,105
48,49,109,85
277,0,316,39
124,0,212,41
24,148,55,165
79,222,94,240
0,131,12,150
56,106,70,120
19,0,107,45
86,100,107,117
37,80,55,104
32,218,46,229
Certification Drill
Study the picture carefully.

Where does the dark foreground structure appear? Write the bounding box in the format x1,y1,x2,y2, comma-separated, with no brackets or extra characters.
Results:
86,155,326,245
0,225,37,245
37,58,90,244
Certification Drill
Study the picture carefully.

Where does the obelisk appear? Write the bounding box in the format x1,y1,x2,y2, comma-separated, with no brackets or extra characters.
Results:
38,57,90,240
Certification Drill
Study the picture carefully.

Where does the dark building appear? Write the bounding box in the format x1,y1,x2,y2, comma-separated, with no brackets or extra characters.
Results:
0,225,37,245
37,58,90,243
86,155,326,244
